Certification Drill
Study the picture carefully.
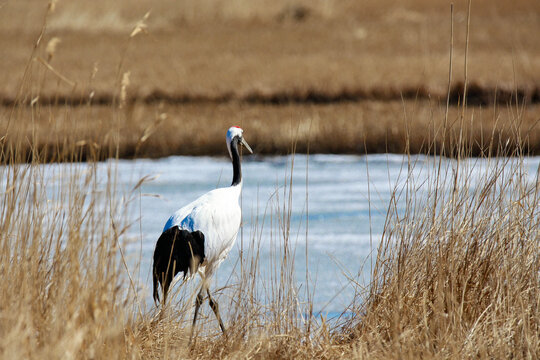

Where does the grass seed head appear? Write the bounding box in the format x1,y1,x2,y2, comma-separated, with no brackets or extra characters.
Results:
46,37,61,62
120,71,131,108
130,11,150,38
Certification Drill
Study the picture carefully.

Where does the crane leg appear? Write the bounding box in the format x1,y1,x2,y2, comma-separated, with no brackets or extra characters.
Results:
189,289,205,345
207,289,227,335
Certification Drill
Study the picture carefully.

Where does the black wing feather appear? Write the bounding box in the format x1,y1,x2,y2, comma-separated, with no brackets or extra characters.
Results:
152,226,205,304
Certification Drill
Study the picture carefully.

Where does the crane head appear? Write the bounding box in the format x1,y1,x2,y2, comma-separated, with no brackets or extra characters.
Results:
226,126,253,157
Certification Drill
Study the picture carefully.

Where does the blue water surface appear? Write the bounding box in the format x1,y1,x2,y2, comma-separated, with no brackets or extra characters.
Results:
107,154,540,316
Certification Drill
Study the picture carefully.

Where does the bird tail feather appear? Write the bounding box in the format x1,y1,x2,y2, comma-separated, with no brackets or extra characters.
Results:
153,267,160,305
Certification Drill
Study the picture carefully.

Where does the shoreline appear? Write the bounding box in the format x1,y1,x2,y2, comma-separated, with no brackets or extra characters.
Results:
2,100,539,161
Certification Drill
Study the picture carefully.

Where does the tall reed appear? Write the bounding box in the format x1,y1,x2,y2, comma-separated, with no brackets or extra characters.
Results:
0,2,538,359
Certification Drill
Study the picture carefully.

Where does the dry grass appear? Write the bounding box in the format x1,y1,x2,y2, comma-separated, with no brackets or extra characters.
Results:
343,149,540,358
2,101,540,160
1,103,538,359
0,151,130,358
1,0,539,158
1,0,539,102
0,1,539,359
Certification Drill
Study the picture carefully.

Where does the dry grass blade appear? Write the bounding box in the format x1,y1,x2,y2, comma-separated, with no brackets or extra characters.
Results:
130,11,150,38
35,57,76,88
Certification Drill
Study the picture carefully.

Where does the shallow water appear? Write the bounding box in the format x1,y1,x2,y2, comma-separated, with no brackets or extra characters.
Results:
9,154,536,316
105,154,539,315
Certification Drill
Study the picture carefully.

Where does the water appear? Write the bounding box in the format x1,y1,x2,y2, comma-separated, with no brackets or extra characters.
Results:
120,154,403,314
109,154,539,315
7,154,537,316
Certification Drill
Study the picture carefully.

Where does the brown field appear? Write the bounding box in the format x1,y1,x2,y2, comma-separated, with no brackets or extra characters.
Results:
1,0,540,101
2,101,540,161
1,0,540,158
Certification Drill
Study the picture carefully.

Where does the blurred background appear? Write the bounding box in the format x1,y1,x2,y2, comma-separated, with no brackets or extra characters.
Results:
2,0,539,100
1,3,539,356
1,0,539,157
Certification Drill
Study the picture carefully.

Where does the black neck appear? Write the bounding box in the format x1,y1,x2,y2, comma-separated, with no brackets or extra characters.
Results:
231,137,242,186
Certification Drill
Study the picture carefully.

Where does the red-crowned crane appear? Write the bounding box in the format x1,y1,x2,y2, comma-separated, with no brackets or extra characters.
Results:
152,126,252,342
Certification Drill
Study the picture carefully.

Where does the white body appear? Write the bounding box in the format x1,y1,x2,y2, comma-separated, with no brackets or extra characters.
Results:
163,183,242,276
